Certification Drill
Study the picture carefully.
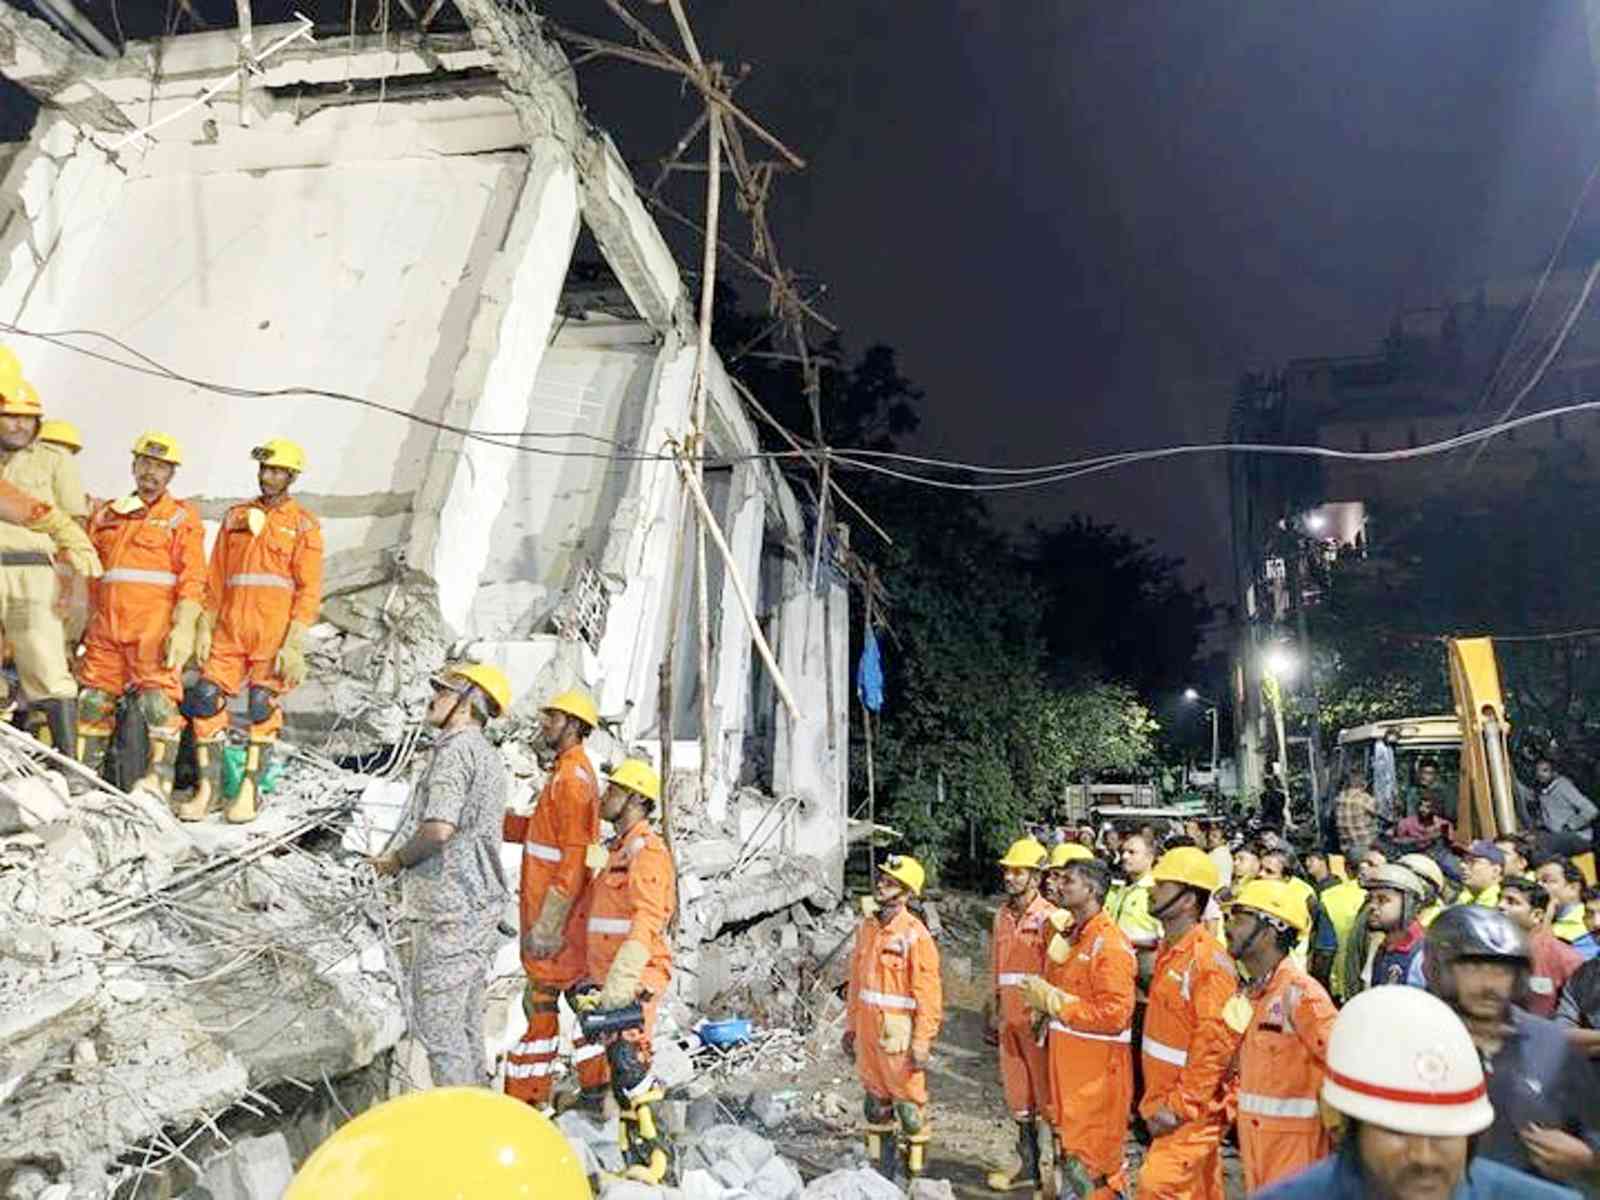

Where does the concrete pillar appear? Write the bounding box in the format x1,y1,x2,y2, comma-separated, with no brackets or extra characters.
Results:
408,137,580,633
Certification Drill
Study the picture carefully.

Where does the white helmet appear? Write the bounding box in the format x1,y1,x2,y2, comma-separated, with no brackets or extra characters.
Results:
1321,986,1493,1137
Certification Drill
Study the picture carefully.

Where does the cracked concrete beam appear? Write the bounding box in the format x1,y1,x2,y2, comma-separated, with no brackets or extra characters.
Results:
0,5,131,133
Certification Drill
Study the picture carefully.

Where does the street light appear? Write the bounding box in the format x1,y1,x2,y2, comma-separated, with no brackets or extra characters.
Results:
1263,645,1297,680
1183,687,1201,703
1304,511,1328,534
1182,688,1220,779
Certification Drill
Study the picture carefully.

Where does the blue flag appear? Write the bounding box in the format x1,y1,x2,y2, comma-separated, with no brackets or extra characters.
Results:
857,629,885,713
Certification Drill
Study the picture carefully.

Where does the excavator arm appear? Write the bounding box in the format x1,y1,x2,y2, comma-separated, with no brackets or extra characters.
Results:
1446,637,1517,842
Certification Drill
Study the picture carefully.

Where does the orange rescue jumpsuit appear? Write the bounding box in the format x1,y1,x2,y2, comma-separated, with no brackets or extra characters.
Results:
1233,957,1336,1192
192,497,323,741
581,817,676,1098
78,493,205,734
1044,908,1137,1198
1136,925,1242,1200
992,893,1056,1120
503,743,600,1105
846,904,943,1105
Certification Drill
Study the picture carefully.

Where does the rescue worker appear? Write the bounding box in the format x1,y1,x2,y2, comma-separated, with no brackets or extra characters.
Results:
284,1088,592,1199
37,420,83,457
502,690,602,1110
369,663,511,1087
1224,879,1338,1192
0,357,97,759
180,439,322,823
1019,855,1136,1199
1110,833,1162,966
1309,865,1365,1000
1256,986,1575,1199
986,837,1055,1195
1044,841,1093,906
1345,862,1428,994
1423,905,1600,1188
572,758,676,1184
1457,840,1504,908
1133,847,1244,1200
1399,852,1448,926
75,434,205,798
844,854,942,1184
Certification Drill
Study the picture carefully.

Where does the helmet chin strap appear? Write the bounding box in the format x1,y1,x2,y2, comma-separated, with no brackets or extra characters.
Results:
1151,888,1191,921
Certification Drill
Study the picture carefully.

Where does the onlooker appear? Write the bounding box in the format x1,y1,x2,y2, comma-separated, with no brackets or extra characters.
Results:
1397,853,1447,926
1303,848,1335,889
1580,885,1600,960
1459,841,1505,908
1203,820,1233,891
1517,756,1598,859
1351,863,1428,993
1423,906,1600,1189
1356,845,1389,884
1534,858,1590,950
1409,757,1452,822
1499,876,1584,1020
1393,793,1453,850
1495,834,1532,880
1555,954,1600,1059
1372,728,1399,824
1333,767,1379,862
1230,844,1261,896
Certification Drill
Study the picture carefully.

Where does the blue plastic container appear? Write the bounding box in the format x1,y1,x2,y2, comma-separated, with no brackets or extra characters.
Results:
698,1018,753,1047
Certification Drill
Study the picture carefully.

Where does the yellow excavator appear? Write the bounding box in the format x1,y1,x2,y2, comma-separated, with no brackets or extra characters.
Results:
1332,637,1597,884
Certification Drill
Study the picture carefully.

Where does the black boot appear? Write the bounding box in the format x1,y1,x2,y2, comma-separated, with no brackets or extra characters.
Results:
41,698,92,795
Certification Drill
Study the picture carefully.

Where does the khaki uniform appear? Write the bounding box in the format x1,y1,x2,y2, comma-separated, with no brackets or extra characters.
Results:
0,442,89,698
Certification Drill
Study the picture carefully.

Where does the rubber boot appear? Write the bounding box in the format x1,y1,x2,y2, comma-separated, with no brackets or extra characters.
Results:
74,728,112,782
987,1119,1043,1193
40,699,93,795
226,738,271,824
906,1130,930,1179
135,729,180,800
176,736,224,822
865,1122,900,1182
620,1089,671,1184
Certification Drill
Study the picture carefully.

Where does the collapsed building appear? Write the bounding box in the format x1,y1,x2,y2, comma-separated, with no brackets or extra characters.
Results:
0,1,853,1188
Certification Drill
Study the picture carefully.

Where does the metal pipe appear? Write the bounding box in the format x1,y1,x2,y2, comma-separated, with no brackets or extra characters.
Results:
32,0,118,57
1481,712,1517,836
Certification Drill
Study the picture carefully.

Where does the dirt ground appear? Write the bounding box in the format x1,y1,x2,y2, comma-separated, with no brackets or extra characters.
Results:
711,892,1246,1198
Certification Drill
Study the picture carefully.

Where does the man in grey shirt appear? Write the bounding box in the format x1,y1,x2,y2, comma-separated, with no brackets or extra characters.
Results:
1517,756,1597,860
370,662,512,1087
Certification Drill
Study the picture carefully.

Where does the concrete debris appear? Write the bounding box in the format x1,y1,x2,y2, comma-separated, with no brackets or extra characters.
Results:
800,1168,907,1200
906,1180,956,1200
0,775,66,833
198,1133,296,1200
0,923,52,966
556,1110,626,1176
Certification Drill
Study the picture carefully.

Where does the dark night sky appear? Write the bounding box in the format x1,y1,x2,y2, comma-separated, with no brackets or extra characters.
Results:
545,1,1599,600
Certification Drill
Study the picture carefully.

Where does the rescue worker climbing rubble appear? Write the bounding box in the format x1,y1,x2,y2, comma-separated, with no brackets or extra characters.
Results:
1020,854,1137,1199
503,689,602,1109
369,662,512,1088
572,758,677,1185
985,837,1055,1195
1134,846,1245,1200
75,433,205,798
1224,879,1338,1192
180,439,322,823
0,354,99,766
844,853,943,1185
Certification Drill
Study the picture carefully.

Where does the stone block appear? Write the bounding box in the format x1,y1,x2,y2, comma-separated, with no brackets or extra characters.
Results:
747,1154,803,1199
908,1180,955,1200
0,923,53,965
801,1168,905,1200
0,776,67,833
198,1133,294,1200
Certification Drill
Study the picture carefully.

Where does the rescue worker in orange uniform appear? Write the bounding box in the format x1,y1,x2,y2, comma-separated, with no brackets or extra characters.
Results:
1021,853,1137,1200
502,690,602,1109
0,357,99,760
180,439,322,823
986,837,1056,1194
844,854,943,1184
573,759,676,1184
75,433,205,798
1224,879,1338,1192
1135,847,1246,1200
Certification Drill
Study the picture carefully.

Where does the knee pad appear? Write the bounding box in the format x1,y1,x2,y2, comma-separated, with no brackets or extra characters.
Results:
607,1037,651,1099
864,1094,894,1124
247,685,279,726
894,1100,925,1135
79,688,117,726
136,688,179,729
181,678,227,719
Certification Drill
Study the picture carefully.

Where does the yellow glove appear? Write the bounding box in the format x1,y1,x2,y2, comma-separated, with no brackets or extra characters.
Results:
194,610,215,667
28,506,100,578
274,620,310,688
879,1012,913,1054
1019,974,1073,1018
163,599,203,670
594,938,649,1009
1047,908,1074,932
1047,932,1073,965
573,989,603,1013
1222,994,1254,1036
523,889,574,960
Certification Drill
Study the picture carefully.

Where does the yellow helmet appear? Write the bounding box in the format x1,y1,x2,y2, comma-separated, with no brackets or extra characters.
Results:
1050,842,1094,868
0,347,22,405
284,1087,592,1199
998,837,1049,870
131,431,183,466
39,419,82,452
608,758,661,803
436,661,512,718
542,688,598,729
1229,879,1310,935
879,853,926,897
251,437,307,473
1151,846,1219,892
0,377,42,418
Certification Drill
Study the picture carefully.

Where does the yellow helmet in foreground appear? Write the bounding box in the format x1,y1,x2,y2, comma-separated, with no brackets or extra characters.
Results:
998,837,1049,870
1151,846,1219,892
1050,842,1094,868
543,688,599,729
879,853,926,897
251,437,307,473
1229,879,1311,935
0,377,42,418
608,758,661,803
132,431,183,466
39,420,82,452
285,1088,591,1199
437,661,512,718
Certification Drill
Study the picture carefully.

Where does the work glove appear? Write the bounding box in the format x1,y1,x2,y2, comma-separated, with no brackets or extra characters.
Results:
1221,994,1254,1036
908,1041,932,1071
522,889,575,960
593,938,649,1010
274,620,310,688
194,611,215,668
1047,932,1073,965
841,1030,856,1058
163,599,203,669
22,502,101,578
1019,974,1073,1019
1047,908,1074,932
879,1012,913,1055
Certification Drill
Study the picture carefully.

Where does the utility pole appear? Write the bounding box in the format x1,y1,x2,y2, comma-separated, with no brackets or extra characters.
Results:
1285,539,1325,828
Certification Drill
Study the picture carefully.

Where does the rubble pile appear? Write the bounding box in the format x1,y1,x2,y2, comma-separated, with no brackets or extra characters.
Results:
0,726,404,1196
